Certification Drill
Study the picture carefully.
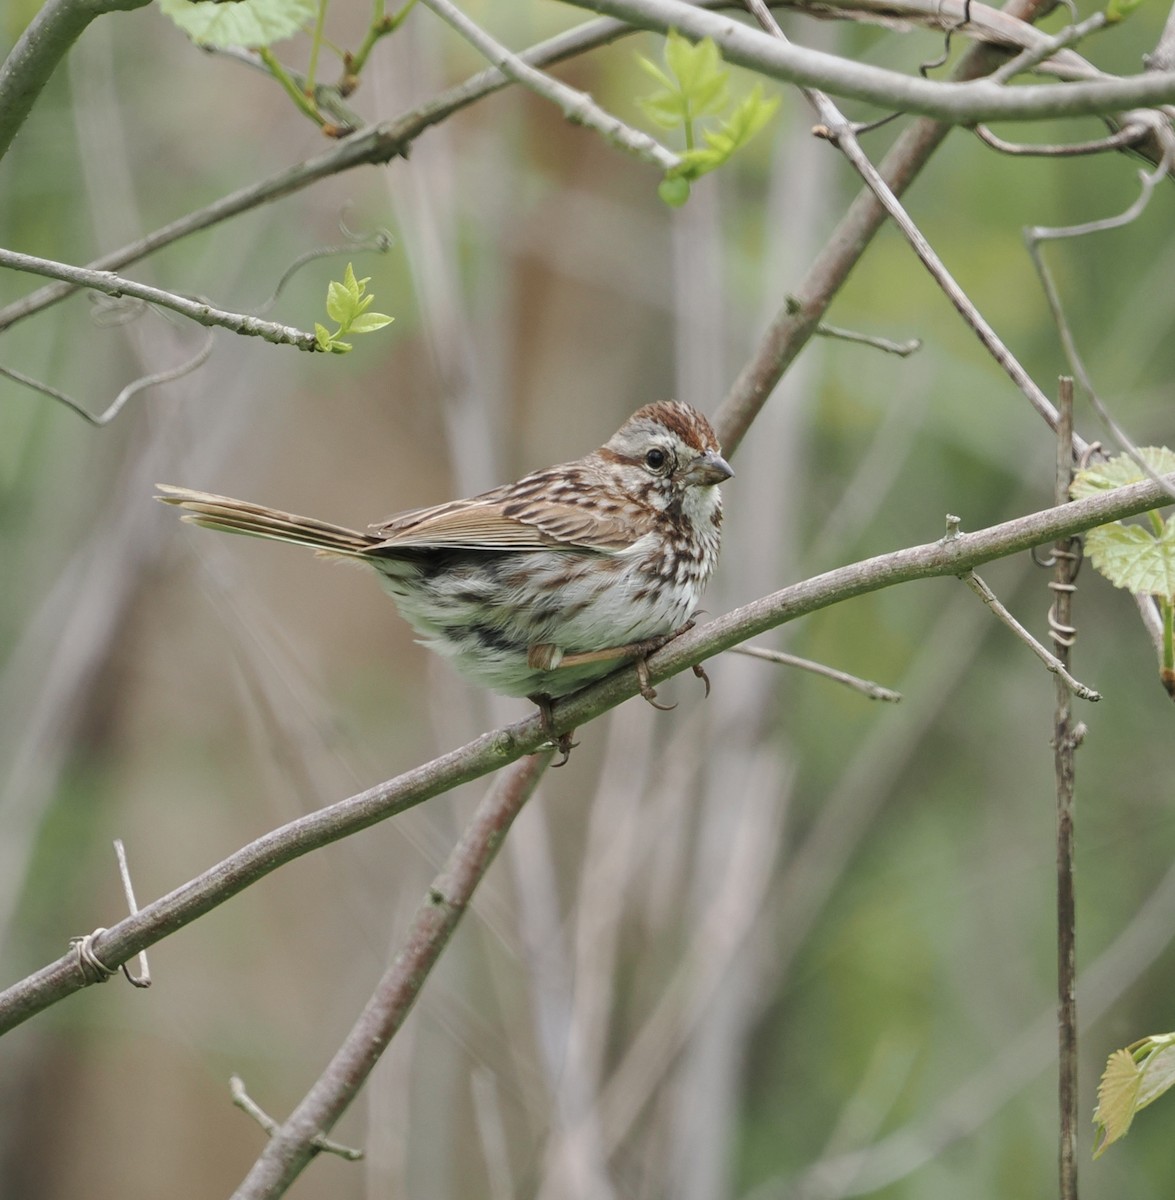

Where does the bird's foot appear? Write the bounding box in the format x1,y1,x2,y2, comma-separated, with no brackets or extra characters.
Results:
528,692,578,767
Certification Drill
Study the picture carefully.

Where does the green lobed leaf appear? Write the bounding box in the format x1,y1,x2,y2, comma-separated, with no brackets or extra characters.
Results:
688,69,730,120
1084,522,1175,598
1093,1048,1142,1158
158,0,315,49
664,31,724,107
1070,446,1175,499
314,322,332,351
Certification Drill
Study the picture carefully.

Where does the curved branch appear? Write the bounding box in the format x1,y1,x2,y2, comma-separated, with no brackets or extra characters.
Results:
1,470,1171,1038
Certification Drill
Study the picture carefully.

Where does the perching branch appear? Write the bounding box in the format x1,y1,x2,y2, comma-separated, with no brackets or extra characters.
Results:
2,471,1172,1038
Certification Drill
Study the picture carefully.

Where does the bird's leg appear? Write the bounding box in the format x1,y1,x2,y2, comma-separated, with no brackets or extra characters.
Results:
527,692,577,767
529,621,704,712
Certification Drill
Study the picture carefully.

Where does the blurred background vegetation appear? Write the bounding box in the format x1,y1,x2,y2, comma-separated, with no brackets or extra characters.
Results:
1,2,1174,1197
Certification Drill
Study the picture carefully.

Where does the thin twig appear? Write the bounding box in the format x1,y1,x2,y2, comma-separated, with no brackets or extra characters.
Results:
1051,377,1080,1200
2,470,1172,1038
230,1076,364,1161
0,248,318,349
731,644,902,701
960,570,1100,700
989,11,1108,85
230,752,550,1199
112,840,150,987
973,120,1148,156
813,322,922,356
418,0,680,171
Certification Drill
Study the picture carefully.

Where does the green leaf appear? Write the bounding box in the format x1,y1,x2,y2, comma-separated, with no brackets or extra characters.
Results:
1094,1035,1175,1158
1070,448,1175,599
347,311,394,334
1070,446,1175,499
637,31,731,134
1085,522,1175,598
319,263,393,349
326,279,354,325
664,32,726,115
1093,1048,1143,1157
635,54,677,92
721,84,781,146
158,0,315,48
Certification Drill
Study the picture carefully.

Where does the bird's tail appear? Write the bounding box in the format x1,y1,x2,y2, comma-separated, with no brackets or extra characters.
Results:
155,485,375,558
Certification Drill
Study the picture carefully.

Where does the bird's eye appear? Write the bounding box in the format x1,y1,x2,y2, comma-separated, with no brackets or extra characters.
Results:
645,448,667,471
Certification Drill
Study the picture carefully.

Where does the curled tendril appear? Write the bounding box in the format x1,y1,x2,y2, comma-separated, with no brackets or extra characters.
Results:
0,329,215,427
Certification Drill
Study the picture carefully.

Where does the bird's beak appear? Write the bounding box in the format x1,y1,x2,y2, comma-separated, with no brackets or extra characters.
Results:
681,451,734,487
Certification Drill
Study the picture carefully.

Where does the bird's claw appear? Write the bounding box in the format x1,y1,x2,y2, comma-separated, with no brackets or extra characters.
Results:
529,693,579,766
636,658,676,711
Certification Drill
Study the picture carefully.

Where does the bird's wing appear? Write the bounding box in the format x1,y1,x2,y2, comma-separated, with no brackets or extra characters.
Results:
371,476,648,554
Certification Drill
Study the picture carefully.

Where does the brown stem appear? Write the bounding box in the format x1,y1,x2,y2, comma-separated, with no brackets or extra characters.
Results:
1052,378,1080,1200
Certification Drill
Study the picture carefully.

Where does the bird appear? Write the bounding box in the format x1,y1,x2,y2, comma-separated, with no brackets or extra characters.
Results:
157,401,732,752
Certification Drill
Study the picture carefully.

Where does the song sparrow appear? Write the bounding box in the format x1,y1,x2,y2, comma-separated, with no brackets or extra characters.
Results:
157,401,731,735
